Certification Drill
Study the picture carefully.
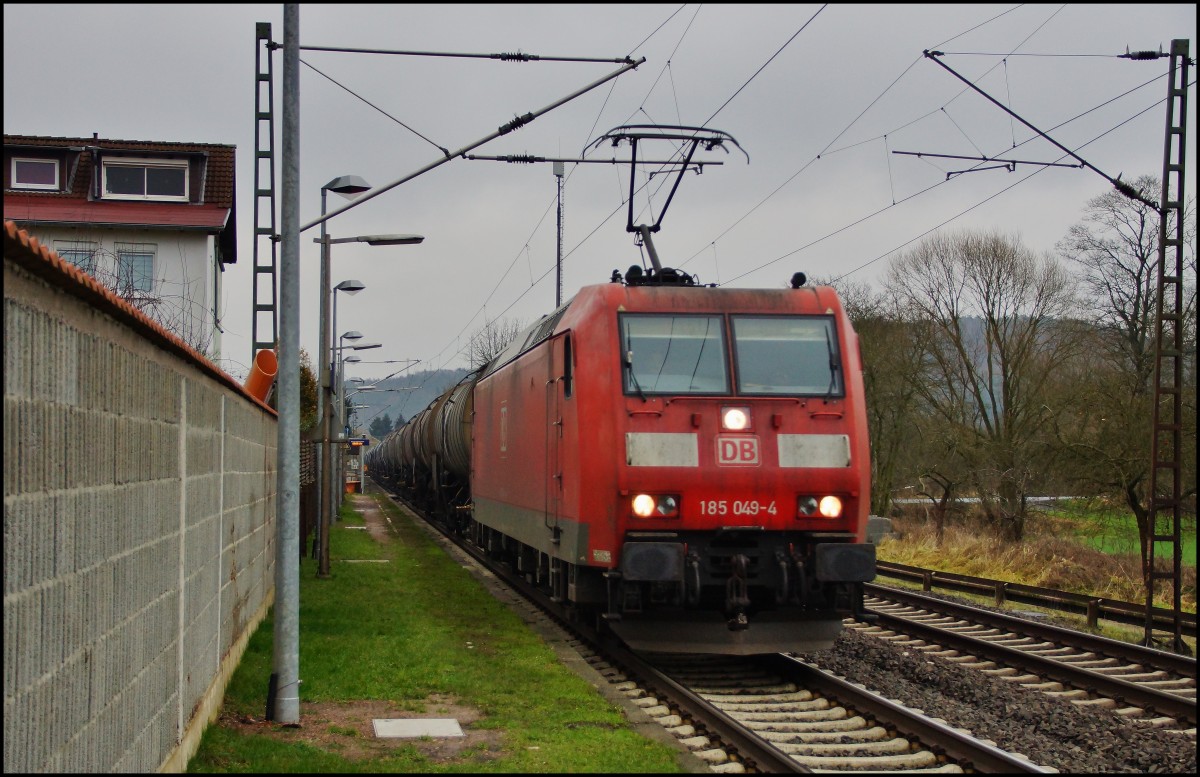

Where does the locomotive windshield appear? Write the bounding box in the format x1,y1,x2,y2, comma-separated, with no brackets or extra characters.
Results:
621,314,729,394
732,315,843,396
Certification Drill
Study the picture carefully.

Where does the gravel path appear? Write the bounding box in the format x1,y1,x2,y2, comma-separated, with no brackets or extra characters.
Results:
801,627,1196,773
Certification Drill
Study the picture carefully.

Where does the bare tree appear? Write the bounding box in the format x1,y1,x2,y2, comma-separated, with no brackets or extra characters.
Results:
1054,176,1197,578
466,317,527,370
829,278,927,517
76,245,218,357
885,229,1079,541
1058,175,1196,391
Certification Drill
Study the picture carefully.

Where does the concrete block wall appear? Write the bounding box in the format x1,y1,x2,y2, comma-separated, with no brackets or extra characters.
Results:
4,244,278,773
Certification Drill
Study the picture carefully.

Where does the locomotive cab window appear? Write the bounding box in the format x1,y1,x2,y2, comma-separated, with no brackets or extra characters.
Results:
732,315,843,396
621,314,729,395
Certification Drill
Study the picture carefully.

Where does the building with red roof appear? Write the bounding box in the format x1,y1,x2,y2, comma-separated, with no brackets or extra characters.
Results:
3,134,236,357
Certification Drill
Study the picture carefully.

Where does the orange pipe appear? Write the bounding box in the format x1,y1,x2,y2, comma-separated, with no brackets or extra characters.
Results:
244,348,278,402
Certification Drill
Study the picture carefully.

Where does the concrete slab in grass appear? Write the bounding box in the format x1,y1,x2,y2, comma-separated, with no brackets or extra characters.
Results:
373,719,464,738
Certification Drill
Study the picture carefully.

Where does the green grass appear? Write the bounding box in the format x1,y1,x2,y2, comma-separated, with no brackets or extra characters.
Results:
877,504,1197,652
1043,500,1197,566
188,493,689,773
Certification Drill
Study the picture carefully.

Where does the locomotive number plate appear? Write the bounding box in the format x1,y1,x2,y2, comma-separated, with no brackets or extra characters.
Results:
699,499,778,516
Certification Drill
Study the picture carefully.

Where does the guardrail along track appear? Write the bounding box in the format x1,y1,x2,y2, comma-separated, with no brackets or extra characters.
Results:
875,560,1197,638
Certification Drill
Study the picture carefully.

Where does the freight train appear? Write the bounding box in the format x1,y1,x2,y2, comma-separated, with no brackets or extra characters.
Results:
366,265,875,654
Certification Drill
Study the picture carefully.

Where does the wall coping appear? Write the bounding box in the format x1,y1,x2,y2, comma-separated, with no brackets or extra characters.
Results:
4,218,275,415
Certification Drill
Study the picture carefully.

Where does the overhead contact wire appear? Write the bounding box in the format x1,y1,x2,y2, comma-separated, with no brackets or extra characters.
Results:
423,5,693,370
301,58,449,156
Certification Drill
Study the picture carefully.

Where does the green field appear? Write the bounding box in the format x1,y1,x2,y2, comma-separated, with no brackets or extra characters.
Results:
1043,500,1197,567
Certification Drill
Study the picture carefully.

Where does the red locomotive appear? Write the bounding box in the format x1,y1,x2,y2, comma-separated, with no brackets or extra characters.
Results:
368,267,875,654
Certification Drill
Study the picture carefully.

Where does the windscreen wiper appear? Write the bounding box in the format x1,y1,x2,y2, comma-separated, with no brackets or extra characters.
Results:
625,339,648,402
824,323,840,399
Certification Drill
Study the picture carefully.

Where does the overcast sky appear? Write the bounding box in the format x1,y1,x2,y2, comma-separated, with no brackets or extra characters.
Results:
4,3,1196,421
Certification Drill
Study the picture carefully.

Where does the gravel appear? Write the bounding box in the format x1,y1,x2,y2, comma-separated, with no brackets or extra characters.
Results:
800,627,1196,773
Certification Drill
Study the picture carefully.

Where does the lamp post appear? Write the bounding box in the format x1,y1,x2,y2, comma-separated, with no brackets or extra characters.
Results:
330,349,360,516
316,175,371,577
331,284,365,382
347,403,372,430
314,208,423,577
326,322,365,534
336,343,380,441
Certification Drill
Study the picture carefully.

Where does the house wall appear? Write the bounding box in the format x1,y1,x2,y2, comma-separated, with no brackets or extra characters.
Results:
35,225,221,359
3,246,276,772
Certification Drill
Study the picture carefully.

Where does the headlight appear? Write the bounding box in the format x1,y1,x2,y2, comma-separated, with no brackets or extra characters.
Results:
818,495,843,518
798,495,843,518
632,493,680,518
721,406,751,431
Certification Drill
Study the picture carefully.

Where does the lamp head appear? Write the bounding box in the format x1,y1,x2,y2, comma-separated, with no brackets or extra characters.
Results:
341,330,364,341
358,234,424,246
334,279,366,294
323,175,371,197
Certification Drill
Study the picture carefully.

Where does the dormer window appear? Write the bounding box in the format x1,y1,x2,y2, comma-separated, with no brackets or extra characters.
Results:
11,157,60,190
101,157,188,201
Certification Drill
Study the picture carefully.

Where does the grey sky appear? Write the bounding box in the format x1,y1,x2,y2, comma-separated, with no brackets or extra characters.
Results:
5,4,1196,424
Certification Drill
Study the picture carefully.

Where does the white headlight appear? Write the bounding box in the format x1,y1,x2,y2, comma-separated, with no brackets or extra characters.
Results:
722,406,750,431
818,496,843,518
632,494,657,517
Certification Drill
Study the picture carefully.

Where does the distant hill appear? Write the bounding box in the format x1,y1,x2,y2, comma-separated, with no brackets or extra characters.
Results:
344,367,470,436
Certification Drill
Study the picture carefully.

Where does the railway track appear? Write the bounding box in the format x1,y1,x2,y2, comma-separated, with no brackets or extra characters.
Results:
378,488,1062,772
640,651,1050,773
859,586,1197,735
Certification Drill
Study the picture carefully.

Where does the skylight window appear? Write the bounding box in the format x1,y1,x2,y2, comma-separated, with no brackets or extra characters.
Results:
11,157,59,190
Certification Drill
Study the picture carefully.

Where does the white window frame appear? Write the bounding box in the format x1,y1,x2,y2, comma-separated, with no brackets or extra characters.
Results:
101,156,188,202
54,241,99,275
115,243,156,294
11,157,60,190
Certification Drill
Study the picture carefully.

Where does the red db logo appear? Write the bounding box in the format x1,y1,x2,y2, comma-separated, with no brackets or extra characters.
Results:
717,436,760,466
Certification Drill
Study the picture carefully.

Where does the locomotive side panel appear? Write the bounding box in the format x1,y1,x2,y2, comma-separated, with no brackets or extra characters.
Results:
559,296,626,570
472,337,590,561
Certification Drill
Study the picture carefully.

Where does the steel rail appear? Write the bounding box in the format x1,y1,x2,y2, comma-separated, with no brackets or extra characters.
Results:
760,653,1053,773
874,560,1197,638
596,638,806,773
864,603,1197,727
866,584,1198,678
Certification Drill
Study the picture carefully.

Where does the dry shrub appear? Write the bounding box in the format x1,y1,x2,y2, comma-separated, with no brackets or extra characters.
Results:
878,514,1196,611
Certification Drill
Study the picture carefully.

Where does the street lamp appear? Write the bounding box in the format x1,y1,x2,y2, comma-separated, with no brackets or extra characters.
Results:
329,342,383,529
347,403,372,430
336,343,383,437
336,351,363,437
316,177,370,574
325,290,364,539
314,173,425,578
330,288,365,379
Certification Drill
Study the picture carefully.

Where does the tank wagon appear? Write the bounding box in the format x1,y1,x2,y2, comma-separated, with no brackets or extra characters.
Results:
368,268,875,654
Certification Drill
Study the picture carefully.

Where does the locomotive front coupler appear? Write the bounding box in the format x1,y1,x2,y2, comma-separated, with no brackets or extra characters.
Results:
725,553,752,631
601,570,624,621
